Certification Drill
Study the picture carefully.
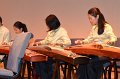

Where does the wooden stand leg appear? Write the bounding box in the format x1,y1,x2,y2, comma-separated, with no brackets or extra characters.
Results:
21,60,26,79
52,61,60,79
67,64,73,79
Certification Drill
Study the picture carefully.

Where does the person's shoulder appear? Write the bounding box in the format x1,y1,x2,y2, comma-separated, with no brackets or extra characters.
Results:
105,23,112,28
60,27,67,31
22,32,34,38
1,25,9,32
104,23,113,30
59,27,68,34
105,23,111,26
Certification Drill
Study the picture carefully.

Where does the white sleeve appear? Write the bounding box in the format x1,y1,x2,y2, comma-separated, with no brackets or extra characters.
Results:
3,31,11,43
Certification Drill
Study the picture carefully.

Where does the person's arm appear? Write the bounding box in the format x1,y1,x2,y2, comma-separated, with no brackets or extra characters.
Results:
2,31,11,44
55,33,71,47
53,28,71,47
97,24,117,42
46,28,71,47
82,27,95,44
40,32,50,45
103,24,117,45
106,25,117,42
33,32,50,46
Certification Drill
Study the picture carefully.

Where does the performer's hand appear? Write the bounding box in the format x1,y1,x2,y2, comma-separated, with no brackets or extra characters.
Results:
75,40,83,45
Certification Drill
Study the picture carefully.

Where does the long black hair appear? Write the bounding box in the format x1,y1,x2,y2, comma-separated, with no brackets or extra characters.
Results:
13,21,28,32
45,14,60,31
0,16,2,24
88,7,107,35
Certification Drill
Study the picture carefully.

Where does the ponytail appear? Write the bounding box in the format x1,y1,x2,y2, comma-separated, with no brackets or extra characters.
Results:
14,21,28,32
21,23,28,32
98,13,106,35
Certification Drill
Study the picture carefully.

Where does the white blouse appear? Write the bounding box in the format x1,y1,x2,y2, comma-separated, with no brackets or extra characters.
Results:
40,27,71,49
0,25,11,44
83,23,117,44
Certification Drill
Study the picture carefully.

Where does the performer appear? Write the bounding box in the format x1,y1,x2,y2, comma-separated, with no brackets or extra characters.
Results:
75,7,117,79
34,14,71,79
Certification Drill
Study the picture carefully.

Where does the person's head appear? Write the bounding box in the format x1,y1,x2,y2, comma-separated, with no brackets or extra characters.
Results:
0,16,2,26
13,21,28,34
45,14,60,31
88,7,106,35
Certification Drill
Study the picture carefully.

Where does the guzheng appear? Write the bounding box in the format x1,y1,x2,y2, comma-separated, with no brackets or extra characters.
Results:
0,46,48,62
65,44,120,59
28,45,89,65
